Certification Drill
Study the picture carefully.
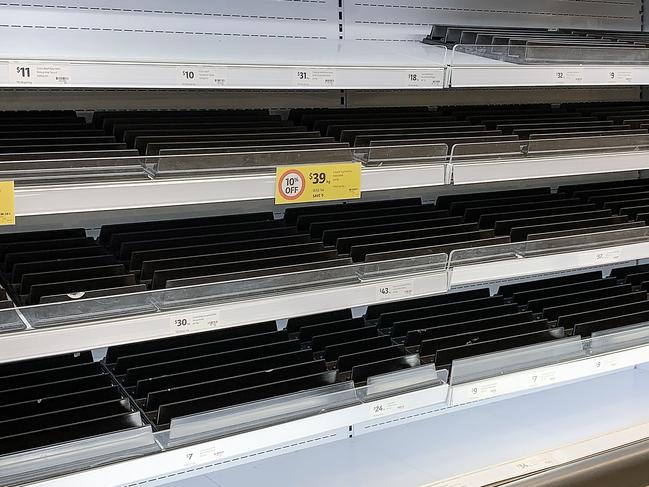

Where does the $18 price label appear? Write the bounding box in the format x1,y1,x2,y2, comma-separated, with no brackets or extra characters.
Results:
274,162,361,204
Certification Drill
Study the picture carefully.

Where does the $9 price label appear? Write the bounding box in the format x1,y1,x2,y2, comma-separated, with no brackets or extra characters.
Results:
275,162,361,204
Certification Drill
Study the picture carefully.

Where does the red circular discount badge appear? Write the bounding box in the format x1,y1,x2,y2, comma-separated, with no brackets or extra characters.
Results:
277,168,306,201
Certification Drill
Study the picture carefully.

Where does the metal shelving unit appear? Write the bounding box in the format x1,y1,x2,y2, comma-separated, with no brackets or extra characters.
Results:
2,1,649,486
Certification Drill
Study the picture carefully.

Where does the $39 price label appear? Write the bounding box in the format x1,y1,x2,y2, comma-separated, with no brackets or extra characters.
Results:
274,162,361,204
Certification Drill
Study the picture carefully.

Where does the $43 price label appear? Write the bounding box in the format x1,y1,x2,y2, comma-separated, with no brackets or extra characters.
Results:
275,162,361,204
376,280,414,301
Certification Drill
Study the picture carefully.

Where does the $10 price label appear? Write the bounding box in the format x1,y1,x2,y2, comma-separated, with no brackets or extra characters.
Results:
274,162,361,204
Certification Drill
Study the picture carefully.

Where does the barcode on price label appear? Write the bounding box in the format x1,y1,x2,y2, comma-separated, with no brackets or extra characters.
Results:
295,68,336,87
376,280,414,301
9,63,71,85
170,310,220,334
176,66,227,87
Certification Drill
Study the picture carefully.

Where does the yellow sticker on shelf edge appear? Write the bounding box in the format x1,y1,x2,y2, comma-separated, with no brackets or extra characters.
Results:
0,181,15,225
274,162,361,205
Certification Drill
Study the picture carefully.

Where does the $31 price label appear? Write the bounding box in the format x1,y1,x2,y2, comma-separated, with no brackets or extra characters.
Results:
274,162,361,204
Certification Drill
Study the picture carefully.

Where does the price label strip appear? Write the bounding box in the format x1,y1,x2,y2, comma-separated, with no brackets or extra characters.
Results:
405,71,444,87
376,280,415,301
576,247,624,267
553,68,584,84
368,398,406,418
607,69,634,84
0,181,15,225
295,68,336,87
275,162,361,205
170,309,220,334
9,63,71,85
176,66,227,87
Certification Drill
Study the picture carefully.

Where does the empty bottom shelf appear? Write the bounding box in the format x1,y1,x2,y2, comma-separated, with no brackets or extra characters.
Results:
163,364,649,487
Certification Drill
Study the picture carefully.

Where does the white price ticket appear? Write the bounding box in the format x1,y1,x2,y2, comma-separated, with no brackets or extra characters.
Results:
177,66,227,86
405,70,444,87
170,310,221,334
553,68,584,84
295,68,336,87
376,280,415,301
368,398,406,418
9,63,71,85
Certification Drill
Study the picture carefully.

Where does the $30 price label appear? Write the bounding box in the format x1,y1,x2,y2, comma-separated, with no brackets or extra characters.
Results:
274,162,361,204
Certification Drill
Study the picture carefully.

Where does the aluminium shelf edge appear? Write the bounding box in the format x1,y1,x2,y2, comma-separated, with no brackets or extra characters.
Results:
448,49,649,88
451,147,649,186
13,164,446,216
0,32,447,90
15,146,649,216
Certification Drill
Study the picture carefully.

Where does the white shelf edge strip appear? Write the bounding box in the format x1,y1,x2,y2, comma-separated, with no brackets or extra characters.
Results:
449,64,645,88
422,420,649,487
451,342,649,405
0,60,445,90
451,150,649,186
24,385,450,487
14,146,649,216
0,272,448,364
14,164,446,216
449,241,649,287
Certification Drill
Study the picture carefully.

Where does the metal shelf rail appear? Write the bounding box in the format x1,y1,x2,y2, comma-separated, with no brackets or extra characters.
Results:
12,138,649,217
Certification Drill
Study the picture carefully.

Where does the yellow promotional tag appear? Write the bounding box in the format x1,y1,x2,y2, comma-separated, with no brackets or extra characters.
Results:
0,181,15,225
275,162,361,205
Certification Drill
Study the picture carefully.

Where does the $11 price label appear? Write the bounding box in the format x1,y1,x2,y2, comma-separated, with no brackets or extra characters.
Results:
274,162,361,204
